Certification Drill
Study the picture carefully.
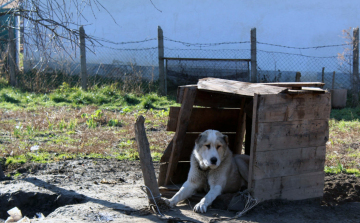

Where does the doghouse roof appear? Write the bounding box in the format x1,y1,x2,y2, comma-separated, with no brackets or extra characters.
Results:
197,78,326,97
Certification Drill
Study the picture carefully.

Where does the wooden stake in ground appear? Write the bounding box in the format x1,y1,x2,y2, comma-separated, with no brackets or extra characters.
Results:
0,163,4,179
135,115,161,205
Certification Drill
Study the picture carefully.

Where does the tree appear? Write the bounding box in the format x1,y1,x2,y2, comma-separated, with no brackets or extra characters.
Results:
337,27,359,107
0,0,117,70
0,0,117,178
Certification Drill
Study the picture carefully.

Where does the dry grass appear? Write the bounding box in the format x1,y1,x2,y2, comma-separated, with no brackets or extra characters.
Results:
326,119,360,170
0,106,173,162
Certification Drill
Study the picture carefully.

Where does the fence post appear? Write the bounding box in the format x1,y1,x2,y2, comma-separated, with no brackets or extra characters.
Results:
250,28,257,83
80,26,87,91
353,27,359,107
16,15,21,69
321,67,325,83
295,72,301,82
158,26,166,95
9,26,16,87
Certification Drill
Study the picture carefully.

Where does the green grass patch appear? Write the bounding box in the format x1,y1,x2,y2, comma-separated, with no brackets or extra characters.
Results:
0,83,178,111
331,106,360,121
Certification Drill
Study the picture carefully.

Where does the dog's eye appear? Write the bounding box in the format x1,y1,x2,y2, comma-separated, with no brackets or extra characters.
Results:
216,145,221,150
205,145,210,149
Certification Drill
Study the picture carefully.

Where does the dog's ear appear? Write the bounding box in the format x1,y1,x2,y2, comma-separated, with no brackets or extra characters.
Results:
223,134,229,145
195,133,203,145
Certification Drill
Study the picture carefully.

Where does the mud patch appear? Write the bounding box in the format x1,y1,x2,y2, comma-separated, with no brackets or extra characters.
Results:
0,191,85,219
323,173,360,205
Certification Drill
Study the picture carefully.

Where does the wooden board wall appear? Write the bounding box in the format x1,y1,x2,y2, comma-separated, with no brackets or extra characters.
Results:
249,92,330,201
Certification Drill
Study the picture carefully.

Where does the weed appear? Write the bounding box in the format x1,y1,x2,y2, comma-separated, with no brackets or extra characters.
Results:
13,123,22,138
108,119,122,127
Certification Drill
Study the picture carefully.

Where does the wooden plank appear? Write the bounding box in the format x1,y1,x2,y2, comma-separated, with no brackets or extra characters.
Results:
281,171,325,200
158,139,173,186
177,85,246,108
253,146,326,180
252,171,325,201
234,98,246,154
167,107,241,132
256,120,329,151
165,87,197,185
247,94,259,189
134,116,161,204
262,82,325,88
198,78,288,97
257,93,331,122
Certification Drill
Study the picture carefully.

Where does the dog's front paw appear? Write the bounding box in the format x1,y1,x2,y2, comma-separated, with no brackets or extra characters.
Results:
193,202,208,213
163,198,176,208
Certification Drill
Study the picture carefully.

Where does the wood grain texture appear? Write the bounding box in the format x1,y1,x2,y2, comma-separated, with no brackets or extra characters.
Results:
158,139,173,186
234,98,246,154
167,107,241,132
248,94,259,190
257,93,331,123
253,146,326,180
256,120,329,151
198,78,288,97
252,171,325,201
0,163,4,179
134,116,161,203
177,85,247,108
165,87,197,185
262,82,325,88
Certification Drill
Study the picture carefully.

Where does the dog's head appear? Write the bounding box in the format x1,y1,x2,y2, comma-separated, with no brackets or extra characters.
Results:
193,130,229,170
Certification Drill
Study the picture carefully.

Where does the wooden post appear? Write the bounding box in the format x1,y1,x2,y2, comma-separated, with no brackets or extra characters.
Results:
80,26,87,91
332,71,336,89
165,86,197,185
352,27,359,107
321,67,325,84
158,26,166,95
250,28,257,83
0,163,4,179
135,115,161,204
234,98,246,154
9,26,16,87
295,72,301,82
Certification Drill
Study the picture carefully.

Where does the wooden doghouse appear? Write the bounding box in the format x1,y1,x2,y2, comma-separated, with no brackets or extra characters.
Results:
158,78,330,202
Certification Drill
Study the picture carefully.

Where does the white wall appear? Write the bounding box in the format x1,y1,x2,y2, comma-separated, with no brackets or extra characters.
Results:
78,0,360,55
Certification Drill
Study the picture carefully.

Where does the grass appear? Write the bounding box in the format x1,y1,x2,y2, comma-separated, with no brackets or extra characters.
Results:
1,81,360,179
0,81,177,172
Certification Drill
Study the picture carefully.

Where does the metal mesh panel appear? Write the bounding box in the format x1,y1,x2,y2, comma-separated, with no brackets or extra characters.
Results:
166,58,250,88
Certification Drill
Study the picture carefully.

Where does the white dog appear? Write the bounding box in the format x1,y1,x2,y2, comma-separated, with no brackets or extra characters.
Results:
166,130,249,213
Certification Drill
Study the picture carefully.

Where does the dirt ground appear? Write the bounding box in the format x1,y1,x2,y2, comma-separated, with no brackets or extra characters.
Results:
1,159,360,223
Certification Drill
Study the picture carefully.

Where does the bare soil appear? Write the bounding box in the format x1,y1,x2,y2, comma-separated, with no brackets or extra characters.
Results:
1,159,360,223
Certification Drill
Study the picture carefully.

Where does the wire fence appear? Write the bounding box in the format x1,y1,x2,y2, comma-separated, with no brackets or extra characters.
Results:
0,33,358,96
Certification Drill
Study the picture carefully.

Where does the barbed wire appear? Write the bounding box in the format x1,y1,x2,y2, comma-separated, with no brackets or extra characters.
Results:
93,45,158,51
257,42,348,49
257,49,339,58
86,36,157,45
163,37,250,47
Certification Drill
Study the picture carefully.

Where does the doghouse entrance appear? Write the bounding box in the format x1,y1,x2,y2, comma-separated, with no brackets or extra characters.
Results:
158,78,330,202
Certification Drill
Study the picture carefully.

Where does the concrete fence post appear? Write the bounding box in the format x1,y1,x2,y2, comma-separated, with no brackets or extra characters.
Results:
9,26,16,87
250,28,257,83
80,26,87,91
295,72,301,82
352,27,359,107
158,26,166,95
